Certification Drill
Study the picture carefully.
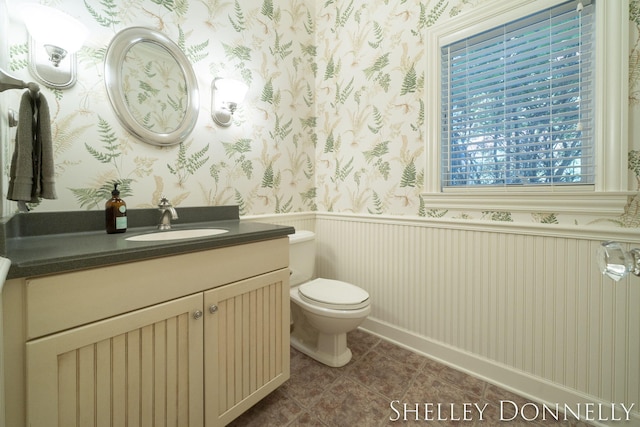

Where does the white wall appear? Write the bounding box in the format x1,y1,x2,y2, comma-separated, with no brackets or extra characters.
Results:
0,0,11,218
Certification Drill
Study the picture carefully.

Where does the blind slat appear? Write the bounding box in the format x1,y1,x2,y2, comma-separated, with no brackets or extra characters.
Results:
441,0,595,188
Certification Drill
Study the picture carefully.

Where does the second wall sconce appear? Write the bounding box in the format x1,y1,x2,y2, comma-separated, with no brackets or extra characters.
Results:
211,77,248,127
18,3,88,89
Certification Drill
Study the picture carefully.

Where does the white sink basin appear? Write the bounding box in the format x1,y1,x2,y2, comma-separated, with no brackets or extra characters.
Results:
125,228,229,242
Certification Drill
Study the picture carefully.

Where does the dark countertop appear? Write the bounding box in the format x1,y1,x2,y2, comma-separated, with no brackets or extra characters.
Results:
0,206,294,279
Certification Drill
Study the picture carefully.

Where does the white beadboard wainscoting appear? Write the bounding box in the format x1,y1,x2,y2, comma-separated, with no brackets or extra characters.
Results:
244,212,640,425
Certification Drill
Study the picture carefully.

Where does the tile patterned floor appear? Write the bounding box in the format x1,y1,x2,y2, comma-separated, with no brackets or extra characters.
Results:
228,329,594,427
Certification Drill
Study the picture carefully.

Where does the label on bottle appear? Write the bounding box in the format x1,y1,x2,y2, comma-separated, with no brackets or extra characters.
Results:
116,216,127,229
119,205,127,214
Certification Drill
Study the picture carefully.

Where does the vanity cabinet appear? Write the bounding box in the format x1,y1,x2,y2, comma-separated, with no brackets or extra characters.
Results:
26,293,205,427
2,237,290,427
205,270,289,426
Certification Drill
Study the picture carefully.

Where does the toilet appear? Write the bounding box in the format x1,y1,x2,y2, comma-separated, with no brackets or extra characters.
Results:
288,230,371,367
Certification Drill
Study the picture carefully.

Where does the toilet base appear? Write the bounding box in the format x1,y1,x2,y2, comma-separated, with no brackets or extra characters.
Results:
290,333,352,367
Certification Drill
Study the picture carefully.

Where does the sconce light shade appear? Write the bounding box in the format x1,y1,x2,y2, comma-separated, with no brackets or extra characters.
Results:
211,77,248,127
18,3,89,88
596,241,640,282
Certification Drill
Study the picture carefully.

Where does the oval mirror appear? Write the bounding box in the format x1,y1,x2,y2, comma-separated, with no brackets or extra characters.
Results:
105,27,199,146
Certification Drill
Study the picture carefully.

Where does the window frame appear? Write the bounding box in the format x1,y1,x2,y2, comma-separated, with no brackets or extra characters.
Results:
423,0,632,215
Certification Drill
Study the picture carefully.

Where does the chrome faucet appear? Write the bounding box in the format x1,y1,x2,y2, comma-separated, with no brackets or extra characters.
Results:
158,196,178,230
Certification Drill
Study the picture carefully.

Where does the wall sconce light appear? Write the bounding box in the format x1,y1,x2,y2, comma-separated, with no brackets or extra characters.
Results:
18,3,89,89
211,77,248,127
596,242,640,282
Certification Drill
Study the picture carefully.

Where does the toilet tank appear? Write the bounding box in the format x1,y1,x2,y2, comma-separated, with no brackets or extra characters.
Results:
288,230,316,286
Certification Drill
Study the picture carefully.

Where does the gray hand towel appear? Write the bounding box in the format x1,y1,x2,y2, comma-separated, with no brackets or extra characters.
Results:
7,90,57,202
7,91,35,202
35,93,56,200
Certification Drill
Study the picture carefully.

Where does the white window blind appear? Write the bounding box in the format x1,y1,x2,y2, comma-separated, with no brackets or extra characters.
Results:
440,0,595,189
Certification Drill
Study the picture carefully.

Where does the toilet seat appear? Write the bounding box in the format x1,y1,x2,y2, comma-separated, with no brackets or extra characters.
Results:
298,278,370,310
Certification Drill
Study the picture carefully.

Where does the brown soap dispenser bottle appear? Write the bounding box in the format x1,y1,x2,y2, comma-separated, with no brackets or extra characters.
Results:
106,183,127,234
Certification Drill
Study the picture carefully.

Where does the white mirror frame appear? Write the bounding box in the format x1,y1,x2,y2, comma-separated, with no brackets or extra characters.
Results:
104,27,199,146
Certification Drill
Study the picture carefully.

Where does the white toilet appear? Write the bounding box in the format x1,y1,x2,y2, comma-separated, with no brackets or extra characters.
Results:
288,230,371,367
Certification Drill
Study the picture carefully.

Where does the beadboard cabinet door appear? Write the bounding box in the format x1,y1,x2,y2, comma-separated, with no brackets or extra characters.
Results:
204,268,290,427
26,293,204,427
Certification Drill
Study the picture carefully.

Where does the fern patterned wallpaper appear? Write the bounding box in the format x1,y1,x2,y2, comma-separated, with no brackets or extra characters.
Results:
2,0,640,228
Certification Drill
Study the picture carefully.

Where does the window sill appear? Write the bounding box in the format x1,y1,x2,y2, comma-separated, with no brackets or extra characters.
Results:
420,191,635,216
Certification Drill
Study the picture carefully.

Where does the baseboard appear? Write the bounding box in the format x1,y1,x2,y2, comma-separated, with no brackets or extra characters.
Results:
360,317,638,427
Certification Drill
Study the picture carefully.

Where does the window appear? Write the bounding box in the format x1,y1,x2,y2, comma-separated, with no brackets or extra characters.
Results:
424,0,630,215
441,1,594,189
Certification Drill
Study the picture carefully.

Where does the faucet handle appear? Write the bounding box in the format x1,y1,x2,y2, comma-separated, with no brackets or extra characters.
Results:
158,196,172,208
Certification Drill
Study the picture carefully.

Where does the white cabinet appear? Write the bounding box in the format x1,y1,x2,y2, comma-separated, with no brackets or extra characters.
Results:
2,237,290,427
26,293,204,427
205,269,289,426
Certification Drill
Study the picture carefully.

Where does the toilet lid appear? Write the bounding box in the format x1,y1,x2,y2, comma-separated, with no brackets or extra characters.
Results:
298,278,370,310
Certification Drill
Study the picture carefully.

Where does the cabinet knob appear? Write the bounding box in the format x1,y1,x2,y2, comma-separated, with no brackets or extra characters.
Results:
193,310,203,320
209,305,218,314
